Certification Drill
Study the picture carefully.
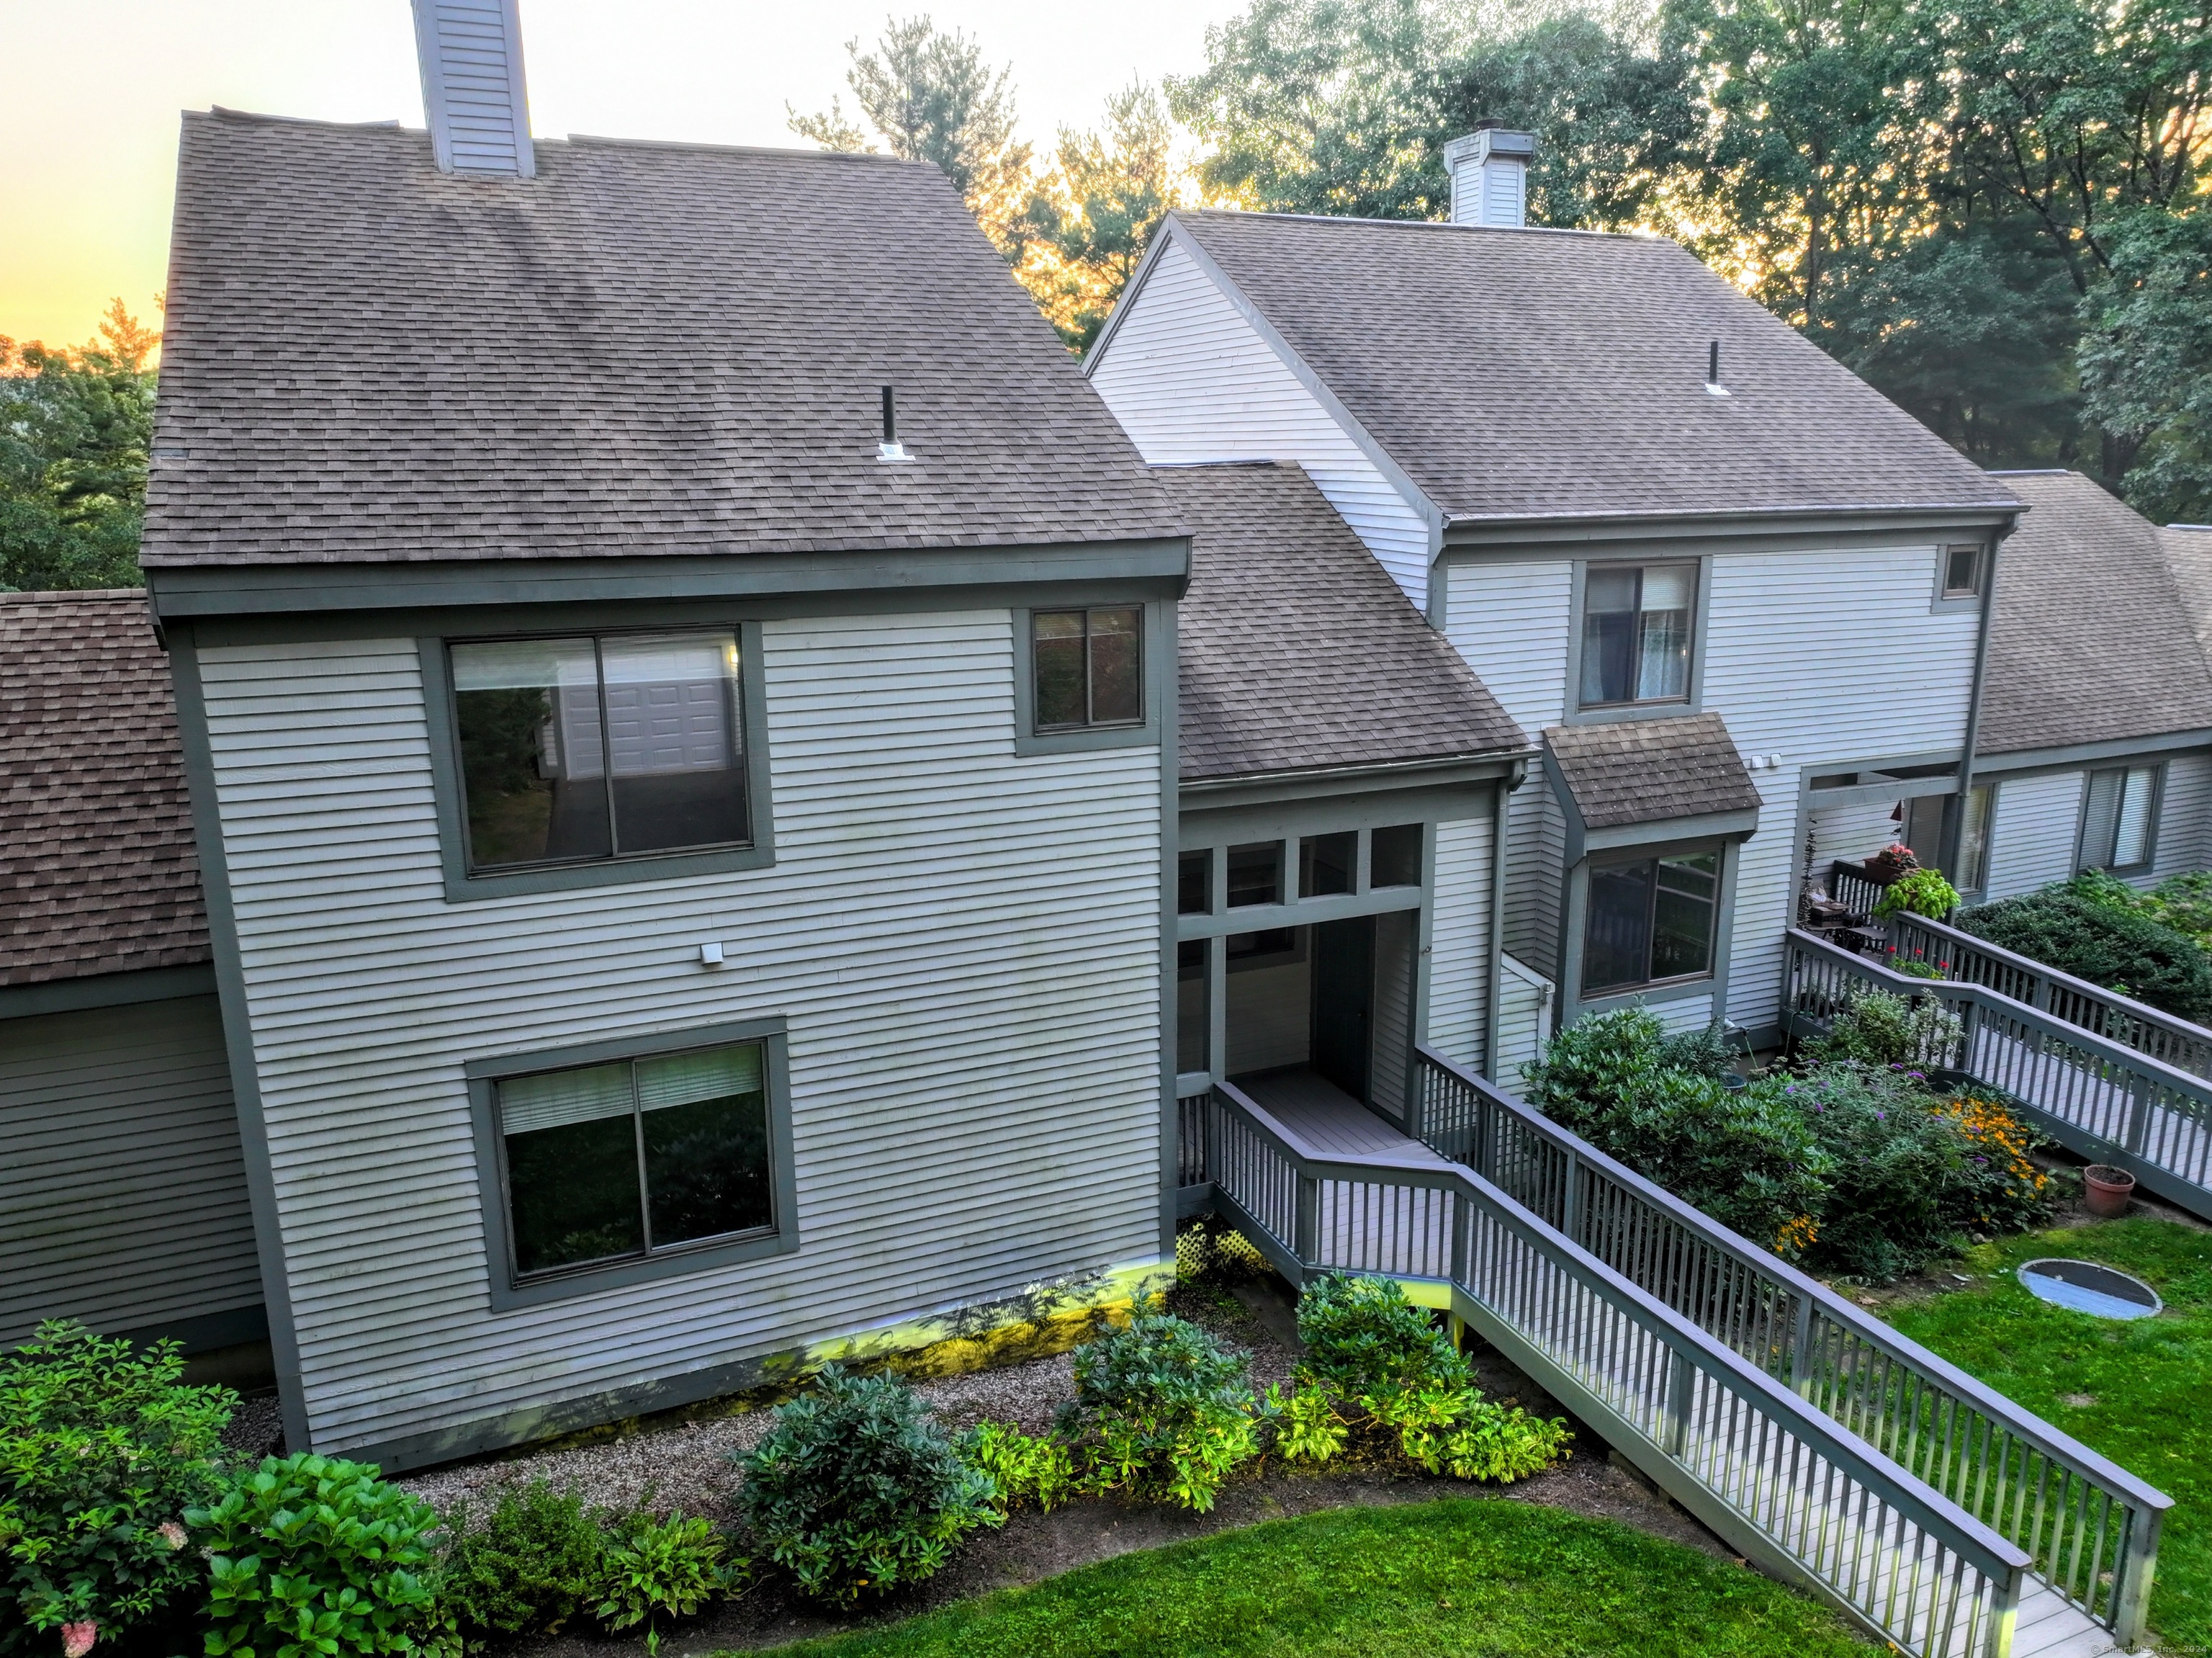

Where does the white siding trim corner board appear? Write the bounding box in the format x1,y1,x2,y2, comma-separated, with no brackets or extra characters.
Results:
1424,814,1497,1075
1085,235,1434,608
195,610,1166,1456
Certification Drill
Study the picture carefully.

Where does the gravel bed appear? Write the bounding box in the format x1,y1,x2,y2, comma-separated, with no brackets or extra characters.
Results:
395,1282,1290,1525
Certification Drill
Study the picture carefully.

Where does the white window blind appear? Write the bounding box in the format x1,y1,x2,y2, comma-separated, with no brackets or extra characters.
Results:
498,1062,633,1136
635,1044,763,1113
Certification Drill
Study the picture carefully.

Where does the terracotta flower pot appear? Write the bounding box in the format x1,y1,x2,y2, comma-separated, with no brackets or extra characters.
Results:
2084,1164,2136,1219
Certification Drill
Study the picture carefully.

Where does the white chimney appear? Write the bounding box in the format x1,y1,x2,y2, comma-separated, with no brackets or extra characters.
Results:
411,0,536,178
1443,125,1537,228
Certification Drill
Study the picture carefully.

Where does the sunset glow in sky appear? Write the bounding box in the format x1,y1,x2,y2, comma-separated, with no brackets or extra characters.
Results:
1,0,1249,351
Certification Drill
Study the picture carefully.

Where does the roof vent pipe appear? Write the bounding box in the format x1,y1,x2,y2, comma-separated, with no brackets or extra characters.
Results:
1442,125,1537,228
410,0,536,178
878,385,912,462
1706,339,1732,398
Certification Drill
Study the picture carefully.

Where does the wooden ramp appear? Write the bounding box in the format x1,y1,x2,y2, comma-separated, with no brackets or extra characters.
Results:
1200,1065,2145,1658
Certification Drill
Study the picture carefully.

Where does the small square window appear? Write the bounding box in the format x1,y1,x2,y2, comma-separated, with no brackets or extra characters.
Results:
1942,545,1986,599
1226,842,1283,908
1032,606,1143,732
1178,850,1212,915
1370,824,1424,888
1300,832,1356,897
497,1040,774,1283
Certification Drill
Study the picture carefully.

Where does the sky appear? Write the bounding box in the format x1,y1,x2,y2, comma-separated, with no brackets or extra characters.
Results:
0,0,1251,352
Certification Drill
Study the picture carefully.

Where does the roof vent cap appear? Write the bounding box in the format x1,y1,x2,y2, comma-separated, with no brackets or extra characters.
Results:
1443,126,1537,228
878,385,914,462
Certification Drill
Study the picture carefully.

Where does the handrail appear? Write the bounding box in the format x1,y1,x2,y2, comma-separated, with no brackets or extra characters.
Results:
1199,1077,2030,1657
1889,909,2212,1081
1411,1041,2172,1518
1788,924,2212,1201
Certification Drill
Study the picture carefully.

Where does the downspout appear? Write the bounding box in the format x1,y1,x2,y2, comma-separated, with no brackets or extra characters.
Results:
1483,758,1526,1078
1945,517,2016,877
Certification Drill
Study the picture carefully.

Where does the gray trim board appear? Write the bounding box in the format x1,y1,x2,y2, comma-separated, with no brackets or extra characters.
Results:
0,964,217,1021
146,538,1192,619
1156,597,1182,1253
418,622,778,902
464,1016,800,1312
1974,728,2212,779
1177,885,1424,941
1178,753,1524,813
165,624,312,1451
1582,808,1761,856
1010,601,1169,758
1439,506,2019,555
1179,780,1502,848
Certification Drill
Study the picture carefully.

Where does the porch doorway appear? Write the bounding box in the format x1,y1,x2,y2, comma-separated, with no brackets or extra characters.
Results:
1224,911,1417,1123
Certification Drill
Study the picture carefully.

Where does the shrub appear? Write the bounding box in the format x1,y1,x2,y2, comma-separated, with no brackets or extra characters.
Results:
1875,868,1961,920
736,1364,997,1607
1288,1278,1567,1484
1802,987,1962,1070
190,1453,448,1658
963,1422,1076,1515
591,1510,741,1635
0,1320,236,1654
1056,1311,1262,1513
1955,890,2212,1021
1938,1095,2059,1237
439,1479,606,1646
2139,869,2212,951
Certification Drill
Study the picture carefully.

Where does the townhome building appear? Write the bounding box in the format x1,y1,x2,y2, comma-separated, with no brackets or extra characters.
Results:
1083,132,2023,1048
1963,471,2212,900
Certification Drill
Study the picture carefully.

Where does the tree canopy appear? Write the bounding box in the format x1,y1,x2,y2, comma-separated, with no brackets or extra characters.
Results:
0,299,157,593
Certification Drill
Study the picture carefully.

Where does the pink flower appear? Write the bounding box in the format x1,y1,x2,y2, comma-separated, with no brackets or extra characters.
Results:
62,1623,97,1658
157,1522,188,1551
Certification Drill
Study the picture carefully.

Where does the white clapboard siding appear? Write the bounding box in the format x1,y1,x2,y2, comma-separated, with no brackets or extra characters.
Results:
1087,236,1433,608
1491,954,1555,1085
1653,993,1716,1033
1424,814,1497,1074
199,612,1163,1453
2147,751,2212,885
0,996,261,1345
1984,771,2087,901
1706,546,1979,1031
1807,801,1906,879
1501,787,1567,979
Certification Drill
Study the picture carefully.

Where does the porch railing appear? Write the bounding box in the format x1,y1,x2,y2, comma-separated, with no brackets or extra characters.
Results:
1828,857,1897,920
1411,1041,2170,1650
1787,926,2212,1206
1184,1077,2033,1657
1888,909,2212,1082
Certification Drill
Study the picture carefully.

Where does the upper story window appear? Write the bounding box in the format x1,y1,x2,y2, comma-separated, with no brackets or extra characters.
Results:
2080,764,2159,874
1941,545,1987,599
1032,606,1142,732
450,631,749,872
496,1040,775,1282
1580,563,1694,708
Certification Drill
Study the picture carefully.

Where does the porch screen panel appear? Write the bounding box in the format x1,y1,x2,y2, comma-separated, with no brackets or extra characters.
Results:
496,1062,643,1274
636,1044,773,1246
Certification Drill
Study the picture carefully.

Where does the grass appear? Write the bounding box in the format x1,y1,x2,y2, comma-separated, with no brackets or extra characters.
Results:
753,1499,1870,1657
1883,1216,2212,1657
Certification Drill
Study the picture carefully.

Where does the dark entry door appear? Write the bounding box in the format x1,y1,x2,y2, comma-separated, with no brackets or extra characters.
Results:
1311,915,1375,1103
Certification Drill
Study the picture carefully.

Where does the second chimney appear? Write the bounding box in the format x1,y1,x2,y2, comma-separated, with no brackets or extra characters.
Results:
412,0,536,178
1442,124,1537,228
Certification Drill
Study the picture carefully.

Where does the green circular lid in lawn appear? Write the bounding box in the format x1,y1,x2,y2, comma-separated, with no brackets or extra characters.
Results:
2017,1259,2163,1320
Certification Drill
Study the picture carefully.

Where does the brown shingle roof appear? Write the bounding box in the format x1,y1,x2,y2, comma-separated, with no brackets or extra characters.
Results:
1166,211,2018,526
1544,712,1760,830
144,112,1179,567
1,591,208,985
1163,462,1525,782
1978,472,2212,755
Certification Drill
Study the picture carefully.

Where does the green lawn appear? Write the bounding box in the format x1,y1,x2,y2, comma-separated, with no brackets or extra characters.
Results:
1884,1218,2212,1658
755,1499,1869,1657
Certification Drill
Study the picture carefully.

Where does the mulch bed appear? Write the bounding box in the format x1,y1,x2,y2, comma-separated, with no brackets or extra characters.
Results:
409,1276,1740,1658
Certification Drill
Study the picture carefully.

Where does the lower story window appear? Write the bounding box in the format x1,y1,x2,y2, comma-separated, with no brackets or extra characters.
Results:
2080,764,2159,873
496,1041,773,1281
1584,847,1719,995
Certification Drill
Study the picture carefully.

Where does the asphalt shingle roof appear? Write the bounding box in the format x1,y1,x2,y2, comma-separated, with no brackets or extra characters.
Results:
1166,211,2018,526
1,591,209,986
1544,712,1760,830
144,112,1178,567
1163,462,1525,782
1978,472,2212,754
2159,523,2212,668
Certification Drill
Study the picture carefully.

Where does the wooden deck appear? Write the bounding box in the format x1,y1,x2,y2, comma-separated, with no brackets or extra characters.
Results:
1972,1022,2212,1204
1219,1067,2121,1658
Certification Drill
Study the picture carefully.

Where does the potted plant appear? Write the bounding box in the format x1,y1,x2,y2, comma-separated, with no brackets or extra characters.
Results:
2083,1163,2136,1218
1874,868,1961,923
1865,842,1920,883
